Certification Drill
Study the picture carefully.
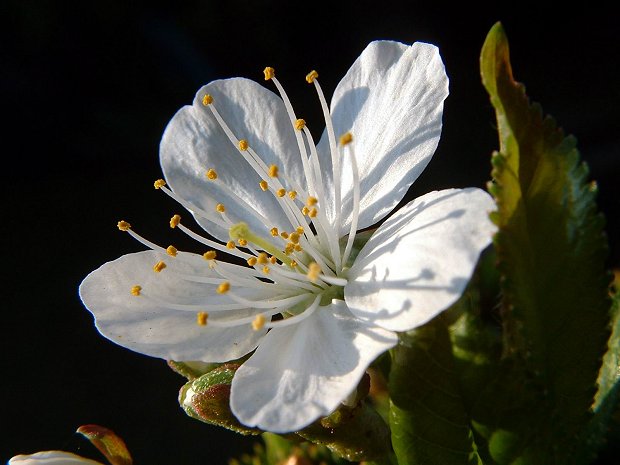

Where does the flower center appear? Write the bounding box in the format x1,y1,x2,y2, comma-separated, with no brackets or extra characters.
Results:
120,67,362,334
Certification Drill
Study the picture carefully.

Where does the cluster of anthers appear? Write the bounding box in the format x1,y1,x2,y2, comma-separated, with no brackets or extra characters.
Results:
117,66,361,333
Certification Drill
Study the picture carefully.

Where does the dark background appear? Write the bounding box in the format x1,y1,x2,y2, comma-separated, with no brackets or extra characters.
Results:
3,1,619,463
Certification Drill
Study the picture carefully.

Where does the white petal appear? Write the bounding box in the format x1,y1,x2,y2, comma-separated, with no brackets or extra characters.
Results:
230,301,397,432
8,451,103,465
160,78,303,242
79,251,269,362
345,188,496,331
318,41,449,233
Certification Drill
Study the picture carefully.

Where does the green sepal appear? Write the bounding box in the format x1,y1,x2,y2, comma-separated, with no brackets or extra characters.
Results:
179,363,261,435
167,360,217,380
76,424,133,465
296,397,392,462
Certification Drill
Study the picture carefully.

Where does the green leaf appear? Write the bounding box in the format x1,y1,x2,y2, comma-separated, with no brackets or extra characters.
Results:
389,314,484,465
479,22,611,461
77,424,132,465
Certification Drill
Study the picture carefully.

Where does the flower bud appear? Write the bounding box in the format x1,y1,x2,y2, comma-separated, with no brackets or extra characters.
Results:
178,363,260,435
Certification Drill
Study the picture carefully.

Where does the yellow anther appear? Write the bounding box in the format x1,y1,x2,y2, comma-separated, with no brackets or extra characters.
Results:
284,243,295,255
247,257,258,267
262,266,270,274
268,165,279,178
294,244,303,252
277,188,286,197
239,139,249,151
170,214,181,228
263,67,275,81
130,285,142,296
340,132,353,145
216,282,230,294
238,238,248,247
306,196,318,207
306,70,319,83
307,262,321,282
289,232,300,244
288,190,297,200
153,261,167,273
280,231,289,239
166,245,178,257
296,226,304,234
202,94,213,106
301,206,309,216
269,255,277,264
203,250,217,260
257,252,269,264
117,220,131,231
206,169,218,180
309,207,318,218
252,314,266,331
259,180,269,191
226,241,236,249
294,119,306,130
290,260,298,268
216,203,226,213
270,227,279,236
196,311,208,326
154,179,166,189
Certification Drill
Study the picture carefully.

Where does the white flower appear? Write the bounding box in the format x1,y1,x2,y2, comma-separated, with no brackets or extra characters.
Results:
8,451,103,465
79,40,496,433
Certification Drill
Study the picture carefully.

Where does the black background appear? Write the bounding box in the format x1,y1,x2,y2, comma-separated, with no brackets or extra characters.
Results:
3,1,619,463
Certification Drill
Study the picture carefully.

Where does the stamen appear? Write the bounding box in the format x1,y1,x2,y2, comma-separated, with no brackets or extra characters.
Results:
216,281,230,294
306,196,318,207
259,180,269,191
270,227,279,236
263,67,275,80
170,214,181,228
339,132,353,145
202,94,213,106
247,257,258,266
306,70,319,83
203,250,217,260
268,165,279,178
257,252,269,264
262,266,270,274
226,241,236,249
216,203,226,213
294,119,306,130
153,261,167,273
154,179,166,189
269,255,277,264
229,222,292,266
166,245,178,257
131,285,142,296
206,169,218,180
252,314,266,330
196,311,208,326
117,220,131,231
341,137,361,267
276,188,286,197
239,139,249,151
288,190,297,200
264,295,321,329
307,262,321,282
296,226,304,234
238,238,248,247
308,208,318,218
311,75,341,269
